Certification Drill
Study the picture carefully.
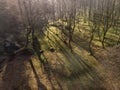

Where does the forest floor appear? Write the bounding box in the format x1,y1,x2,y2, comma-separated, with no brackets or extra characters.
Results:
0,44,120,90
0,50,100,90
0,24,120,90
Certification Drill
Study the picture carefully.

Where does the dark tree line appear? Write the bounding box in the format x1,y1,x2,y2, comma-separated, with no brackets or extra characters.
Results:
0,0,120,55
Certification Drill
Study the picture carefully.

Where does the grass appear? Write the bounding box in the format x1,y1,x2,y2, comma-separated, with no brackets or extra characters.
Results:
28,23,107,89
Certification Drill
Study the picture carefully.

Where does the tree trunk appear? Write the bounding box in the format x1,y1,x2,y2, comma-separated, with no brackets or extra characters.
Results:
89,29,94,55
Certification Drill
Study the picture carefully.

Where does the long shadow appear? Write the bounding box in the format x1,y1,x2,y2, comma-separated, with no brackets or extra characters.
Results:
41,36,91,81
44,61,63,90
44,52,93,89
59,51,94,80
48,32,102,80
56,47,104,89
49,27,90,52
49,32,89,67
72,51,102,80
43,62,56,90
33,33,63,89
29,59,47,90
41,53,63,90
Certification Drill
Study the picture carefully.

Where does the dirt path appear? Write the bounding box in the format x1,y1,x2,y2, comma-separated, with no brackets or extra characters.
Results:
0,55,46,90
0,53,65,90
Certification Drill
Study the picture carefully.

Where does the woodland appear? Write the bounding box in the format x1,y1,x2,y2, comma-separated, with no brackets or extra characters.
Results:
0,0,120,90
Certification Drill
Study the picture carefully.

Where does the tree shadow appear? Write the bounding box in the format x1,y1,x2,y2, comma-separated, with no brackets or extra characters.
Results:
29,59,47,90
45,32,95,79
55,50,105,90
32,35,63,89
42,54,63,90
71,51,102,80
